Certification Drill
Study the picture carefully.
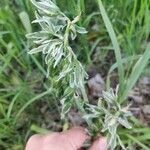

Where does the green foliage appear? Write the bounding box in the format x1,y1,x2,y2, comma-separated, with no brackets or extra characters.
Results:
27,0,89,119
121,43,150,101
28,0,144,149
97,0,150,98
85,88,132,150
0,0,150,149
97,0,124,93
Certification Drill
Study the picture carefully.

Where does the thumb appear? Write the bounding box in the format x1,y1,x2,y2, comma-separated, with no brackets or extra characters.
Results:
88,137,107,150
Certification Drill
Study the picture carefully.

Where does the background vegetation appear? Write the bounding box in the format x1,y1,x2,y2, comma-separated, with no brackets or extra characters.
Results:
0,0,150,149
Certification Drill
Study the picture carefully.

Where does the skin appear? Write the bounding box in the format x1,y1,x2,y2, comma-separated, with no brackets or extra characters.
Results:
25,127,107,150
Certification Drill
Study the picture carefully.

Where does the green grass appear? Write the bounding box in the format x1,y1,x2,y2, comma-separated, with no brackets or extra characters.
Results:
97,0,125,93
0,0,150,149
97,0,150,101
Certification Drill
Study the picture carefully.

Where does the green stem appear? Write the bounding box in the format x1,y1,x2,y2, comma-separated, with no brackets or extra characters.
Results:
64,21,89,103
75,98,92,126
64,21,71,47
97,0,125,95
79,78,89,102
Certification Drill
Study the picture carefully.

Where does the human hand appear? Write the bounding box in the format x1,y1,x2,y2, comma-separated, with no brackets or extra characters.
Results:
25,127,107,150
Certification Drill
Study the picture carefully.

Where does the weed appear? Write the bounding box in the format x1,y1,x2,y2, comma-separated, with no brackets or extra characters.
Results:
27,0,150,149
0,0,150,149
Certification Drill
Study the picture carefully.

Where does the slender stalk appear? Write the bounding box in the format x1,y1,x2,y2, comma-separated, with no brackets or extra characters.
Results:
64,21,89,103
97,0,125,94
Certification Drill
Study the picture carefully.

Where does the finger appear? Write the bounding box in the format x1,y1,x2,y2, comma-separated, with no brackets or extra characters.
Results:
25,135,41,150
88,137,107,150
25,133,59,150
25,134,43,150
61,127,89,150
25,127,89,150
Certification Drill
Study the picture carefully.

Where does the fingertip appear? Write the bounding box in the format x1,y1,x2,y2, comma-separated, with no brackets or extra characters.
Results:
25,134,43,150
64,127,89,139
88,137,107,150
62,127,89,149
25,133,60,150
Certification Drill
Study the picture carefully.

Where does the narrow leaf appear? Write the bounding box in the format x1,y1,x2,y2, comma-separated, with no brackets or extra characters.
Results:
97,0,124,92
75,25,88,34
19,11,32,33
121,43,150,101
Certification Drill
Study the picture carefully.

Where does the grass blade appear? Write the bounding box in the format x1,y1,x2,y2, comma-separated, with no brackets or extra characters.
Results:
106,55,141,89
97,0,124,93
121,43,150,101
15,89,51,121
126,134,150,150
7,90,22,119
19,11,32,33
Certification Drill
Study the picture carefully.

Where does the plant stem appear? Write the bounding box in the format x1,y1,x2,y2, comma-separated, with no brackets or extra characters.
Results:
64,21,89,103
75,98,92,127
97,0,125,95
79,77,89,102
